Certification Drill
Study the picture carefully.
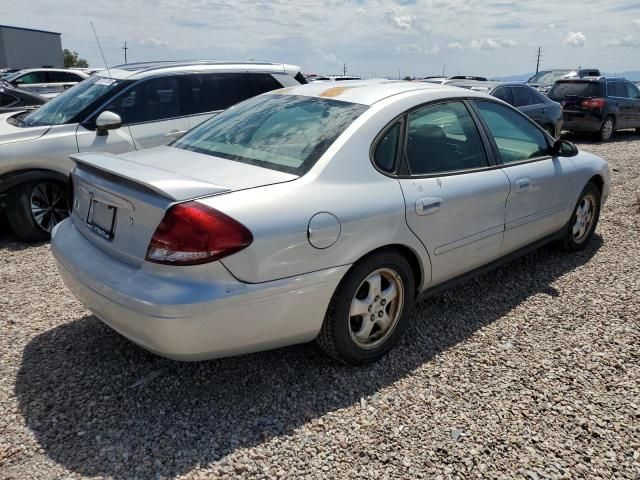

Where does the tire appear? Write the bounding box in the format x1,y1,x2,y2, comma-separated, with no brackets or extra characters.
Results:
559,182,601,252
599,116,615,142
316,250,416,365
6,180,68,242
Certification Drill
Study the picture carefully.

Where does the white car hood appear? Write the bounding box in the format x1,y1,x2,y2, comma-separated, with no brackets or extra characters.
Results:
0,111,50,145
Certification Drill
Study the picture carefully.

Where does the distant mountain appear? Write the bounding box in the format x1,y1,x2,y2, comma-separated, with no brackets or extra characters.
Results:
493,71,640,82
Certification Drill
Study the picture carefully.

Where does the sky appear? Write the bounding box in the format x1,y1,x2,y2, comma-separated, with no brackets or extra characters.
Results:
3,0,640,78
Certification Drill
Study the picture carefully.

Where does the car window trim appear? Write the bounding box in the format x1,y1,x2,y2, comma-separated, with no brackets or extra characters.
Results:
468,98,554,167
400,98,497,179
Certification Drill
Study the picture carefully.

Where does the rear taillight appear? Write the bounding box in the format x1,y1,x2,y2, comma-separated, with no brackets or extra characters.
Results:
581,98,606,109
145,202,253,266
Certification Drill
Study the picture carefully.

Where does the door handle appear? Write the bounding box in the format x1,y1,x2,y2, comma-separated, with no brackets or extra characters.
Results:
163,130,187,138
416,197,442,216
515,178,531,192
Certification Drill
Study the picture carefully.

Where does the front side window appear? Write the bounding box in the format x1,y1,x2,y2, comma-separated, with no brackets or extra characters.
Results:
405,101,488,175
513,87,536,107
173,94,368,175
627,82,640,99
21,75,131,127
105,76,180,124
475,101,549,163
374,123,400,172
14,72,44,85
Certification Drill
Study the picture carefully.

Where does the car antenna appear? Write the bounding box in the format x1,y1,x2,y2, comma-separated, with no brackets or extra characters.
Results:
90,22,112,78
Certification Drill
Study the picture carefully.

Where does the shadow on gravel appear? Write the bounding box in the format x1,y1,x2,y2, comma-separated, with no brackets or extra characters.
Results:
15,236,603,478
0,211,46,252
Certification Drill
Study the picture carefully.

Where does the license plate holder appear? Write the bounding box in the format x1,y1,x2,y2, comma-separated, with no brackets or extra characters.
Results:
86,198,116,240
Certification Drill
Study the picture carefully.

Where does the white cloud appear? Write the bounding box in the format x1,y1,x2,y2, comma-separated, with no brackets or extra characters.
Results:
384,8,431,33
470,38,516,50
564,31,586,47
447,42,463,50
604,35,640,47
138,37,169,48
396,43,440,54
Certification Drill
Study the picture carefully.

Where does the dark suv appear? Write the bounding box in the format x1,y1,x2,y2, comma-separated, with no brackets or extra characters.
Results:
548,77,640,141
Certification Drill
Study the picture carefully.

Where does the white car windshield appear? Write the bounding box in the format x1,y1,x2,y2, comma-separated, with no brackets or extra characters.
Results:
21,75,130,127
173,94,368,175
528,70,571,84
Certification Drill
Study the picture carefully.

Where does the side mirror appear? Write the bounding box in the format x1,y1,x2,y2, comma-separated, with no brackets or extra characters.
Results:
552,139,578,157
95,111,122,136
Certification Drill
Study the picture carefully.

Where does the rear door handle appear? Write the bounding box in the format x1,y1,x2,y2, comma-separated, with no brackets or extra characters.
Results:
416,197,442,215
515,178,531,192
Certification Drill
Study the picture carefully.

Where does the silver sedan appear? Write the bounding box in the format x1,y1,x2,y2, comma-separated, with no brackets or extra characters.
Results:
51,80,610,365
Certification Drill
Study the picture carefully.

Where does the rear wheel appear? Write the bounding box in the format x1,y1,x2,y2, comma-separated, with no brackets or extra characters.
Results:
316,250,415,365
559,182,601,252
7,180,68,241
599,116,615,142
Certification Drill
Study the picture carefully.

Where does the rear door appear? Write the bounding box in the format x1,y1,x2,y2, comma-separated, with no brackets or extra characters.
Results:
120,76,190,148
624,82,640,128
396,100,511,285
473,100,576,254
492,86,514,106
607,81,631,128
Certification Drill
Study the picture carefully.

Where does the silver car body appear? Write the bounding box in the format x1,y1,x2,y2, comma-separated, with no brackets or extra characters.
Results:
6,68,90,98
52,81,610,360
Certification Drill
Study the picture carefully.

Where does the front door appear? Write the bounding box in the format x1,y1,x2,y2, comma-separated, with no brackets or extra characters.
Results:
397,100,511,286
473,100,576,254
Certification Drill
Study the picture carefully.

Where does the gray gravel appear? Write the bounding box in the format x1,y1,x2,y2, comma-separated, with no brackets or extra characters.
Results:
1,131,639,480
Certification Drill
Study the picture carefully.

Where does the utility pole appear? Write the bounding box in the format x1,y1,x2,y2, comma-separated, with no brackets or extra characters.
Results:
442,64,446,77
343,63,347,76
122,41,129,64
535,46,541,74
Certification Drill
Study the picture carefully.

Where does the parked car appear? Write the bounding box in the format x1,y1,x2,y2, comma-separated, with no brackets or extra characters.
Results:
0,83,48,113
4,68,90,98
0,61,305,240
51,80,610,365
548,77,640,141
527,69,601,94
450,80,563,137
422,76,487,85
0,68,20,79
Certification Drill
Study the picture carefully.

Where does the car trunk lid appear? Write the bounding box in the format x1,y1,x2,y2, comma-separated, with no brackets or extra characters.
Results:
69,147,297,266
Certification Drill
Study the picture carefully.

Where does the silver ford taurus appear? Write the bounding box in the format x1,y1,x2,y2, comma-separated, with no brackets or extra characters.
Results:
51,80,610,365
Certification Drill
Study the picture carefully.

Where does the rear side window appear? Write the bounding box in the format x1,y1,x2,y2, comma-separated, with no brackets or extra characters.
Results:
406,101,488,175
607,82,626,98
493,87,513,105
475,101,549,163
374,123,400,173
107,76,180,124
548,82,603,100
173,94,368,175
50,71,83,82
513,87,536,107
181,73,254,115
249,73,285,95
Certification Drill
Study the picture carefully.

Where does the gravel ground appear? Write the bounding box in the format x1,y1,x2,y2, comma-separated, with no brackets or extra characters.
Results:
1,132,639,480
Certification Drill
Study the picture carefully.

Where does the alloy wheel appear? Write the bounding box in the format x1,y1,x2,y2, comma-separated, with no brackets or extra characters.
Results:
348,268,405,349
602,119,613,140
572,193,596,243
30,182,68,233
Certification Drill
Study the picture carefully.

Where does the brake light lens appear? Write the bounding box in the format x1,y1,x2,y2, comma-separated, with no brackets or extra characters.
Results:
145,202,253,266
581,98,606,109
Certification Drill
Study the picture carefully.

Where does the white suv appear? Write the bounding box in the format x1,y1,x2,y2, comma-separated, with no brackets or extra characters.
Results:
0,61,304,240
5,68,90,98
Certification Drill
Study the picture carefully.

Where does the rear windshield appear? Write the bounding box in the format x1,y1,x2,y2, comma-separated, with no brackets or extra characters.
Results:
548,82,604,100
173,94,368,175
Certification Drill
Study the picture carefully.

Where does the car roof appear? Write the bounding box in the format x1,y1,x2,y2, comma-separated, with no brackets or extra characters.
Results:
272,79,490,106
98,61,301,80
11,68,88,75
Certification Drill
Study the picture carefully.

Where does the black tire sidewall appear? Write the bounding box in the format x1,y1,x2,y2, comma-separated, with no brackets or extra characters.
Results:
6,180,65,241
325,251,415,365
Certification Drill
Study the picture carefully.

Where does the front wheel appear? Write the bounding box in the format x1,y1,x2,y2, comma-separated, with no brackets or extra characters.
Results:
7,180,69,241
559,182,601,252
316,250,415,365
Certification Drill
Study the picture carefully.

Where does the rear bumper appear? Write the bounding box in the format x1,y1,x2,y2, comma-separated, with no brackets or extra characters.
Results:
51,219,349,361
561,111,604,133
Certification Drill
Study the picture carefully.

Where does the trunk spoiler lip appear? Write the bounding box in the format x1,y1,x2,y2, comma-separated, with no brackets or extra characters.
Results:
70,151,232,202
